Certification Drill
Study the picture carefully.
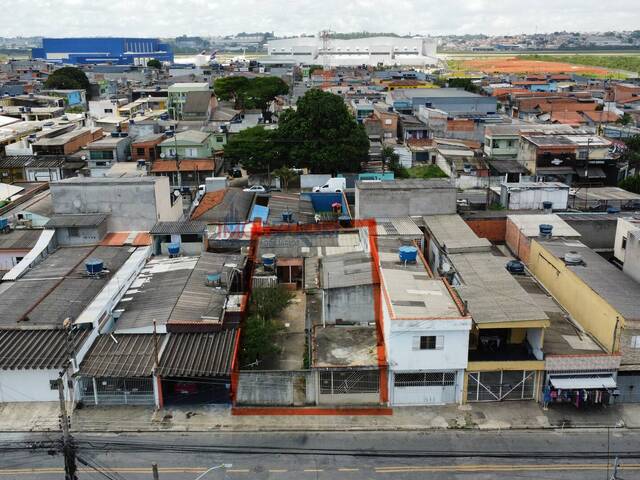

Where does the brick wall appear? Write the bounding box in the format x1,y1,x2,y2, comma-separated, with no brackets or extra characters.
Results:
465,218,506,243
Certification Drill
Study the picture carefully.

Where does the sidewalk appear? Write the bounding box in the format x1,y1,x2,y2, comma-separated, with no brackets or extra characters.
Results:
1,401,637,433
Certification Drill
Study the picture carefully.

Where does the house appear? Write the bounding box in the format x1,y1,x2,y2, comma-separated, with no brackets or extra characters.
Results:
423,214,550,403
377,236,471,405
85,134,133,176
613,216,640,283
355,179,457,219
397,114,428,141
31,127,103,156
0,155,85,183
49,176,182,232
150,158,220,189
159,130,217,159
45,213,109,246
131,133,165,163
387,88,497,116
167,83,211,120
149,220,207,256
499,182,570,210
484,124,576,160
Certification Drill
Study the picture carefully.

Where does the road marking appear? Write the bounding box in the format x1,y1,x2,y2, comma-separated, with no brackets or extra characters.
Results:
227,469,250,473
375,463,640,473
268,469,288,473
338,468,360,472
304,468,324,472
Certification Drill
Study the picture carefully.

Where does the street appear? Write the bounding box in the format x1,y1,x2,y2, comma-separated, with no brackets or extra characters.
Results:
1,430,638,479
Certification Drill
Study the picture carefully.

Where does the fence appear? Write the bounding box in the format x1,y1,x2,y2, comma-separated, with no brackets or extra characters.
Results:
77,376,155,406
235,370,315,406
318,369,380,405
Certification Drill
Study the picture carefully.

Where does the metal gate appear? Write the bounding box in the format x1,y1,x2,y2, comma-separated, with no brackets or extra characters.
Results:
78,376,155,406
467,370,536,402
392,371,457,405
617,374,640,403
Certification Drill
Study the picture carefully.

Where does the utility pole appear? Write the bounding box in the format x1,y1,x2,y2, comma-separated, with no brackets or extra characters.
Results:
609,456,620,480
58,377,77,480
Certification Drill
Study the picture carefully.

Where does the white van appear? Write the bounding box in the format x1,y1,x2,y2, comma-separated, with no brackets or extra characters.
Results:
312,178,346,193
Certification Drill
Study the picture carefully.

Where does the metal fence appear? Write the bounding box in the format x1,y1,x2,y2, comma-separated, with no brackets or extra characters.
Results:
394,371,456,388
77,376,155,406
467,370,536,402
319,370,379,395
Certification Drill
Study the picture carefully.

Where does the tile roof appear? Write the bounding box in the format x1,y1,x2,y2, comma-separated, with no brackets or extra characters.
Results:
150,159,216,173
0,229,42,251
191,190,226,220
80,334,159,377
0,327,89,370
157,330,238,377
582,111,620,123
193,188,254,223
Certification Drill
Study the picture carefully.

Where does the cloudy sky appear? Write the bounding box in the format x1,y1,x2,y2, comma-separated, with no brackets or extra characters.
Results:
6,0,640,37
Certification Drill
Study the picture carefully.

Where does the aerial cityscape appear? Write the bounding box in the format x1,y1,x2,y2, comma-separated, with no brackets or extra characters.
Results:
1,1,640,479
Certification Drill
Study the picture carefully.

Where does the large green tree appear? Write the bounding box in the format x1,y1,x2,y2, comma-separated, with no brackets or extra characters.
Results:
214,76,288,112
276,89,369,173
620,175,640,194
44,67,91,94
223,126,283,174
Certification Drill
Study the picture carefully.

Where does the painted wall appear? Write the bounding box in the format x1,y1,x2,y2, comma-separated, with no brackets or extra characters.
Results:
0,250,30,271
55,224,107,246
623,229,640,284
356,185,457,218
323,285,375,325
528,240,623,353
465,218,506,243
0,369,60,402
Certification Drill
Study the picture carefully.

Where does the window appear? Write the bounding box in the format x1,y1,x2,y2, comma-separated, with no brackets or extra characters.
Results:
578,150,588,160
67,227,80,237
492,139,499,149
385,119,392,125
49,380,58,390
507,140,514,147
136,148,146,156
90,150,114,160
622,236,627,250
216,136,224,142
104,108,113,114
184,147,198,158
631,336,640,349
414,335,444,350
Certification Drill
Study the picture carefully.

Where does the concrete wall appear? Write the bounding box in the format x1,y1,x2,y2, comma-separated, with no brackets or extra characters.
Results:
563,216,618,251
355,185,456,218
623,229,640,283
505,218,531,263
323,285,375,325
51,177,181,232
55,223,107,246
528,240,622,353
0,249,30,271
0,369,60,402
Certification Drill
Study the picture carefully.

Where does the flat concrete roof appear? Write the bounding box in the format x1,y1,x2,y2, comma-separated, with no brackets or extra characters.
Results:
573,187,640,202
507,214,581,238
537,238,640,321
313,325,378,368
424,214,492,254
356,179,454,190
377,238,461,320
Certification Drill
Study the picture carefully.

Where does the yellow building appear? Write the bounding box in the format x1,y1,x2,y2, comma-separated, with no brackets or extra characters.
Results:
528,238,640,354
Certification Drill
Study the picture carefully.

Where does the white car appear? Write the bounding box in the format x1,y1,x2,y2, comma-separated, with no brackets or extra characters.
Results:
243,185,267,193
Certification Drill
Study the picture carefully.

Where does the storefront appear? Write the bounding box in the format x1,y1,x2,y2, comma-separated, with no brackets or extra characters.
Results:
543,374,618,408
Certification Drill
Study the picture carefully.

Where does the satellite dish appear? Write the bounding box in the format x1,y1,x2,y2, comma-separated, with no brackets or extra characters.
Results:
160,153,165,159
173,190,181,198
81,155,87,161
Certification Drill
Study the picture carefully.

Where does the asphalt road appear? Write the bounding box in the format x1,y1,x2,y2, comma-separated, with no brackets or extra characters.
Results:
1,430,638,479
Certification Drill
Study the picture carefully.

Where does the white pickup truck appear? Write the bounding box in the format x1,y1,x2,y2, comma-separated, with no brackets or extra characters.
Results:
312,178,346,193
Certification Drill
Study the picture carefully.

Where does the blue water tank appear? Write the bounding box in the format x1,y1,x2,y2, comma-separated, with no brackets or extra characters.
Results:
262,253,276,268
206,273,221,285
607,206,620,214
168,243,180,256
338,215,351,228
539,224,553,237
85,259,104,275
282,212,294,223
399,246,418,263
542,201,553,210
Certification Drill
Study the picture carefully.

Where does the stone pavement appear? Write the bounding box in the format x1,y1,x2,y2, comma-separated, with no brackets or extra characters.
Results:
1,401,638,433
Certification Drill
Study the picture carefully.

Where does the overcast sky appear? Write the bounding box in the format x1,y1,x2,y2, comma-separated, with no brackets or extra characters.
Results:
5,0,640,38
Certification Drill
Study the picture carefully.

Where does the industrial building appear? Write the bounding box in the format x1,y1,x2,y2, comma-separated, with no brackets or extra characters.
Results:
32,38,173,66
265,36,438,67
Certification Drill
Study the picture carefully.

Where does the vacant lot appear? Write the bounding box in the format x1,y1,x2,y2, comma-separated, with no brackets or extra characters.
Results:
461,57,613,75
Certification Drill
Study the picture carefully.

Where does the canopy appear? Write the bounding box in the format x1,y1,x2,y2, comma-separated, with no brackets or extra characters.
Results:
550,375,616,390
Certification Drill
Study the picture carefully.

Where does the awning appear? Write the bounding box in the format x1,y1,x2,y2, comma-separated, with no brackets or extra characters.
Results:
576,167,606,179
536,167,576,175
550,375,616,390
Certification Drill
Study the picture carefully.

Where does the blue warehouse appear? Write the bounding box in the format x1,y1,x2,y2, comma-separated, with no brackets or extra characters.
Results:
32,37,173,66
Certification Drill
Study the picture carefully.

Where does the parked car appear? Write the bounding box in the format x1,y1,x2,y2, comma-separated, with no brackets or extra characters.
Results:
312,178,346,193
243,185,267,193
506,260,525,274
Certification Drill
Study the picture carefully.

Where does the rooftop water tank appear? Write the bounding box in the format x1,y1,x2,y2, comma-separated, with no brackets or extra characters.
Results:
282,211,294,223
542,201,553,212
206,273,222,286
167,243,180,257
262,253,276,269
539,224,553,238
0,217,9,232
85,259,104,275
399,246,418,263
338,215,352,228
564,251,583,265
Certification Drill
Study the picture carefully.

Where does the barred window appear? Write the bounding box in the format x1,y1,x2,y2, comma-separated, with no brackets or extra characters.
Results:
320,370,379,395
394,372,456,387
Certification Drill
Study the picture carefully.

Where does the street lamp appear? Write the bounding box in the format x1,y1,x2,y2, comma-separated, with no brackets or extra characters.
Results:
193,464,232,480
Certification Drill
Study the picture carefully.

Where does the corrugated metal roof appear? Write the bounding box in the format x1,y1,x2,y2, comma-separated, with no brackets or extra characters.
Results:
150,221,206,235
0,229,42,250
80,334,159,377
45,214,108,228
0,328,89,370
158,330,238,377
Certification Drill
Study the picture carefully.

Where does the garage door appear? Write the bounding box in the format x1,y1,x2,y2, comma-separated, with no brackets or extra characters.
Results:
617,374,640,403
392,371,457,406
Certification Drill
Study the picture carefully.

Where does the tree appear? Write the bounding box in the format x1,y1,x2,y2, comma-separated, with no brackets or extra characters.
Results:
214,76,251,108
382,146,408,177
619,175,640,194
622,134,640,173
276,90,369,173
44,67,91,97
240,286,294,367
618,112,633,126
223,126,283,174
272,166,298,192
146,59,162,69
245,77,289,112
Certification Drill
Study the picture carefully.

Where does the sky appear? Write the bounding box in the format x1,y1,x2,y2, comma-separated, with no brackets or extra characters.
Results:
4,0,640,38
